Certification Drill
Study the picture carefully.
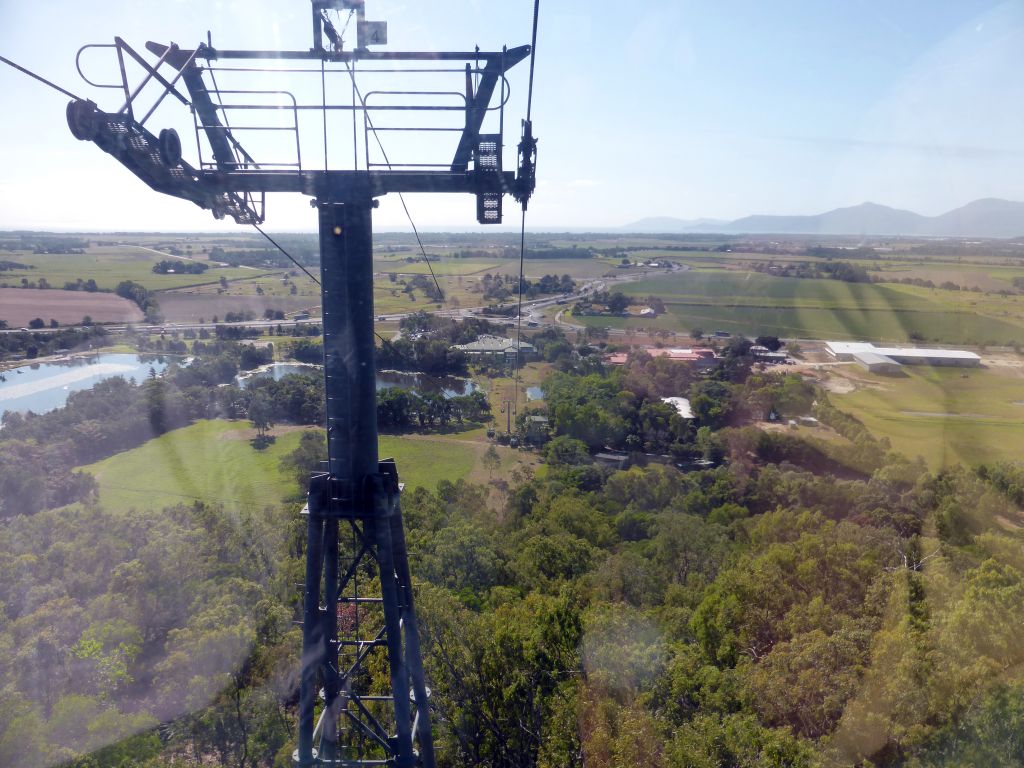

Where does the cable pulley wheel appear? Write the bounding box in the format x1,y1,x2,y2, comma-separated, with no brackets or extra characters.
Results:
66,100,99,141
158,128,182,166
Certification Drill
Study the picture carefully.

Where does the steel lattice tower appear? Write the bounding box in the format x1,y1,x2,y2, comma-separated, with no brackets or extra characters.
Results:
61,2,537,764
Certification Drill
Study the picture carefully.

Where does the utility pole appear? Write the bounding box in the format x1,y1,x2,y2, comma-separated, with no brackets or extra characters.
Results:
62,2,538,764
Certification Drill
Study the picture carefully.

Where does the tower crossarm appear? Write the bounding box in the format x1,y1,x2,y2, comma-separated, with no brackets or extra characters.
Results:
68,40,531,224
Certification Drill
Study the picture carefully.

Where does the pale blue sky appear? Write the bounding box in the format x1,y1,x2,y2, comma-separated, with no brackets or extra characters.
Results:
2,0,1024,230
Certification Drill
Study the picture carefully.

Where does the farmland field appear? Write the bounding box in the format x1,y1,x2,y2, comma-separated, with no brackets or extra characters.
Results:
581,270,1024,344
0,245,268,291
0,287,143,325
156,291,318,323
828,363,1024,470
374,258,501,276
623,271,984,309
520,258,619,279
375,255,616,277
868,265,1020,292
646,304,1024,344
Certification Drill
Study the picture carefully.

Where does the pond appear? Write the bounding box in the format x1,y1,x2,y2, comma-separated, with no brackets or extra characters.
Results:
236,363,478,398
234,362,320,386
0,353,171,418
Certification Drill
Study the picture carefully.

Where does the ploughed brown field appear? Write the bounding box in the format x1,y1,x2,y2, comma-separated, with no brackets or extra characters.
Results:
0,288,143,326
156,292,315,322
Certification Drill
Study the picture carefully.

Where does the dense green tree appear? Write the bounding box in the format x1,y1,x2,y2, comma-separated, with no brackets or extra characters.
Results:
544,435,591,466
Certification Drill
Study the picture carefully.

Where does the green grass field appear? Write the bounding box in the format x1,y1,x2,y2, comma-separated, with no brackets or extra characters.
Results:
76,420,480,516
81,420,305,514
829,365,1024,469
379,434,478,490
1,247,268,292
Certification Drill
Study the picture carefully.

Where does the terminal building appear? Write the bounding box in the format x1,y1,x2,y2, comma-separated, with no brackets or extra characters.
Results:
825,341,981,372
452,334,535,366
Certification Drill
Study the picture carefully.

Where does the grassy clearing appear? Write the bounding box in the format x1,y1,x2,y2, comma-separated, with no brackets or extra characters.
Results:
829,364,1024,469
80,420,305,514
77,419,483,514
379,434,477,490
471,363,549,426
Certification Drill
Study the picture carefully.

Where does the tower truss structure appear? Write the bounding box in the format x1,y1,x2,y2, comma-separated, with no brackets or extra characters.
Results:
63,2,537,765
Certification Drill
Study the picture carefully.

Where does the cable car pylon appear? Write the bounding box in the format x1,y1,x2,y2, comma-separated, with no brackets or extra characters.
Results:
55,1,539,764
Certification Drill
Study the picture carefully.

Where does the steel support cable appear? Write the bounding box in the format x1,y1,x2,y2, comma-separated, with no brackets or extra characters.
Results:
251,223,389,344
512,0,541,423
251,223,320,285
245,49,405,345
343,63,446,304
0,54,84,101
526,0,540,122
512,208,528,422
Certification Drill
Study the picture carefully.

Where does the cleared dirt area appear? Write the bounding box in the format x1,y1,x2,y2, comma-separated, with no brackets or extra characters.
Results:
980,350,1024,368
0,288,143,325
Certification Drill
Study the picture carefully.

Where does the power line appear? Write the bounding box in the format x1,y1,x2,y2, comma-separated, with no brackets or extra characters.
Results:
251,223,320,286
252,223,392,344
0,54,83,101
343,62,446,305
512,209,528,423
526,0,540,122
512,0,541,426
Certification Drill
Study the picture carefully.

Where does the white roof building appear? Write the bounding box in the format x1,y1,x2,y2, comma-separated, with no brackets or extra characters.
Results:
452,335,535,365
825,341,980,369
824,341,877,359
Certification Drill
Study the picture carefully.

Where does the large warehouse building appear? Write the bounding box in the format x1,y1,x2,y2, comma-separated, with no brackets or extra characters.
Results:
825,341,981,372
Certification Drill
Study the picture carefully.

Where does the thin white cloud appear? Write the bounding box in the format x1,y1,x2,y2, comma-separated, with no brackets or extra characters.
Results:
567,179,601,188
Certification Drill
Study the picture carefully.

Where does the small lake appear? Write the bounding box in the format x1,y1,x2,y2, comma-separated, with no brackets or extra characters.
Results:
236,363,478,398
235,362,321,386
0,353,171,418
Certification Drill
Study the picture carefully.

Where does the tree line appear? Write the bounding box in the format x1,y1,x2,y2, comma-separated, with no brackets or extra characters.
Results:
152,259,208,274
4,319,1024,767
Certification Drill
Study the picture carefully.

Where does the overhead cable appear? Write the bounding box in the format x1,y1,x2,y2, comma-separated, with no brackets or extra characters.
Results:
513,0,542,418
252,223,321,286
343,63,446,304
0,54,83,101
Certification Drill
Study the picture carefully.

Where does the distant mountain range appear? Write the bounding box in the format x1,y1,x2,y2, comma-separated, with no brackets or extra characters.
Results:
620,198,1024,238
